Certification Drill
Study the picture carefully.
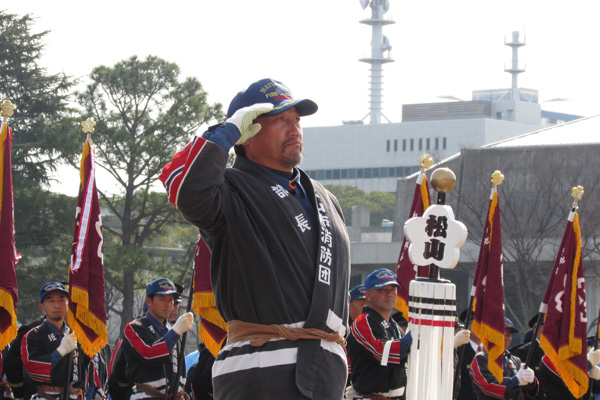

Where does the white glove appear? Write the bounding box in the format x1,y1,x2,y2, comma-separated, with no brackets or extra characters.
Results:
454,329,470,348
172,312,194,335
56,333,77,356
588,348,600,366
516,366,535,386
227,103,274,145
590,366,600,380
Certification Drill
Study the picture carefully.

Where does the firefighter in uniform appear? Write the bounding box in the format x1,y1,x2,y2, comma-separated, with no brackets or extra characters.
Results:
21,282,89,400
346,269,412,400
121,278,193,400
511,314,545,400
470,317,539,400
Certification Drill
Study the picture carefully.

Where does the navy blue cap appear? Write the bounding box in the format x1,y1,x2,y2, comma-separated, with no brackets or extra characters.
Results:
227,78,318,118
364,268,399,291
173,282,183,304
350,285,366,302
39,282,68,303
504,317,518,333
146,278,178,297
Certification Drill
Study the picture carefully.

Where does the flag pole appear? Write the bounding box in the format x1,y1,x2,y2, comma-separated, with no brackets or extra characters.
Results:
64,117,98,400
453,170,504,399
169,254,195,398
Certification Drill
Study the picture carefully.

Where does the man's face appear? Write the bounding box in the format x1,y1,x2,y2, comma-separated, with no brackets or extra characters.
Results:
504,328,513,349
39,291,68,322
243,107,303,172
366,285,398,315
168,302,180,324
146,294,174,322
349,298,368,322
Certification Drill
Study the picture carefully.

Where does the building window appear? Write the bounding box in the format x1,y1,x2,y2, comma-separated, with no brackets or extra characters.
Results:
349,169,356,179
326,170,333,179
388,167,395,177
402,139,407,152
333,169,340,179
419,138,422,151
386,140,390,152
365,168,372,178
410,139,414,151
357,169,364,178
443,137,447,150
341,169,348,179
426,138,430,150
317,170,325,180
394,139,398,152
380,168,387,178
396,167,403,177
435,137,439,150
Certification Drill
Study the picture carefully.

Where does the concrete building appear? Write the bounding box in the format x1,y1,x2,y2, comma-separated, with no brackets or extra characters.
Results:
352,114,600,333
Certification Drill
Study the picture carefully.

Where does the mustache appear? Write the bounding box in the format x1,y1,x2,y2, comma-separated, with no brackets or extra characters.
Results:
282,138,303,149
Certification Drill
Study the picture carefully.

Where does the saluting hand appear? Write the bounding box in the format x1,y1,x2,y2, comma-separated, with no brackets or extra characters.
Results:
227,103,274,145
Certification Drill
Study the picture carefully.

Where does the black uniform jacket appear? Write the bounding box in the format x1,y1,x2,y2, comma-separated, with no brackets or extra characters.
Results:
347,306,410,395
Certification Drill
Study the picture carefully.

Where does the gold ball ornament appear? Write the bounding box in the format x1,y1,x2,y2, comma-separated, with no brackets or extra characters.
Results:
430,168,456,193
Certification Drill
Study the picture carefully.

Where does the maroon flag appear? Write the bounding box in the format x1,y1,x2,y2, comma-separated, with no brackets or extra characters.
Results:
471,187,505,383
192,237,227,358
67,139,107,357
0,122,18,350
395,171,430,318
539,210,588,398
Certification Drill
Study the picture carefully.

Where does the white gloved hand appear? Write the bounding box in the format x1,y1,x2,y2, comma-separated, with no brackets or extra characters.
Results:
588,349,600,366
590,366,600,380
516,366,535,386
172,312,194,335
56,333,77,356
227,103,274,145
454,329,470,348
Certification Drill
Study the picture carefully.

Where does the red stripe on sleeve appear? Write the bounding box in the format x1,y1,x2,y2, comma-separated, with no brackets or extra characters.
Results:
124,324,169,360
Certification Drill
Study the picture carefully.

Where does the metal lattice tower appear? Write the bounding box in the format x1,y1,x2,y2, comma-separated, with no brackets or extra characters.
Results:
359,0,394,124
504,31,526,101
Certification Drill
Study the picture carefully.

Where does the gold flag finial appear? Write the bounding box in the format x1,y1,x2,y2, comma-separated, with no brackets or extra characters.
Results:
1,100,17,118
491,170,505,187
418,154,433,171
571,185,584,210
81,117,96,134
572,186,584,201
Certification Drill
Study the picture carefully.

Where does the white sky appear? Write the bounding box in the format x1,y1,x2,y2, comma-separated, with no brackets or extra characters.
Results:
6,0,600,195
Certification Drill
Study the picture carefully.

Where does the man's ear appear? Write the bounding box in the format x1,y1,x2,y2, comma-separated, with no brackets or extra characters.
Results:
145,297,152,307
38,303,44,313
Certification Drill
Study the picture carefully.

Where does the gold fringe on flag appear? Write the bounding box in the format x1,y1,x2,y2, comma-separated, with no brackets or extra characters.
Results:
540,212,587,398
471,319,505,382
193,292,228,331
0,289,17,348
67,308,107,357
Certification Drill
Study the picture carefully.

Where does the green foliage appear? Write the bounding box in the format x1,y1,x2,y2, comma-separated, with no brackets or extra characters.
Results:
13,188,76,322
0,11,78,185
325,185,395,226
73,55,224,329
